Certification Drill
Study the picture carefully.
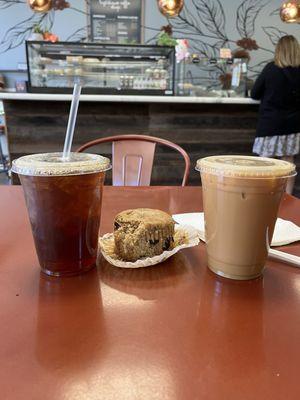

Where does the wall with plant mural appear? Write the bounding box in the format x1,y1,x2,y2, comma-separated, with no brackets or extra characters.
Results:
0,0,299,76
162,0,300,77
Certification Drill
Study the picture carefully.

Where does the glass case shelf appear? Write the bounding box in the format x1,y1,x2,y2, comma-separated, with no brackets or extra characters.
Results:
26,42,175,95
176,56,248,98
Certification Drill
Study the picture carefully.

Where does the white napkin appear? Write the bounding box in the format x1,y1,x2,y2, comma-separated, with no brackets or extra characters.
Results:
272,218,300,246
172,213,300,247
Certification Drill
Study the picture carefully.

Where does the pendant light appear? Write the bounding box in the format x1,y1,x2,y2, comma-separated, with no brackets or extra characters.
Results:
157,0,184,18
28,0,52,12
280,1,300,23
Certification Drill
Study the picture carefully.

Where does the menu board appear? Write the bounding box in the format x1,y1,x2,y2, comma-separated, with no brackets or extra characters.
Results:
89,0,143,44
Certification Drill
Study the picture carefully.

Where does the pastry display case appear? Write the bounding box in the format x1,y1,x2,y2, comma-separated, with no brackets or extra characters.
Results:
26,41,175,95
177,56,248,97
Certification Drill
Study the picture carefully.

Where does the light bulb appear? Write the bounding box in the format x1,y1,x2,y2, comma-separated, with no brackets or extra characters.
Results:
157,0,184,18
280,1,300,23
28,0,52,12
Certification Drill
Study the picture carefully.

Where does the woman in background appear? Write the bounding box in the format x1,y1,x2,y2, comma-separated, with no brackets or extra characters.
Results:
251,35,300,194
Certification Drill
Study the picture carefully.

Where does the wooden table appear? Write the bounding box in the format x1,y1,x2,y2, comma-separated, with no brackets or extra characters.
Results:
1,186,300,400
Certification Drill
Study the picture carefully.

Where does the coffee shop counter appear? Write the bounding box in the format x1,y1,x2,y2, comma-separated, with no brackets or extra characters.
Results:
2,92,298,195
0,92,258,104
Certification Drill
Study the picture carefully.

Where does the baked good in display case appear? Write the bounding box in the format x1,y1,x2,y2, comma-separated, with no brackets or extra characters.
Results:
66,56,83,64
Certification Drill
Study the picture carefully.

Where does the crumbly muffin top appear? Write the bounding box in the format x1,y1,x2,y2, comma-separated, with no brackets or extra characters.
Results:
115,208,174,227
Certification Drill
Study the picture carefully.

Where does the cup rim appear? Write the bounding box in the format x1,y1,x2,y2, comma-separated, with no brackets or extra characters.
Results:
195,166,297,180
13,165,112,177
11,152,111,176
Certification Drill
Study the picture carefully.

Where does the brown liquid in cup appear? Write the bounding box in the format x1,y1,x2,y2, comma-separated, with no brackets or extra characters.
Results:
20,173,105,276
12,152,110,277
198,156,295,280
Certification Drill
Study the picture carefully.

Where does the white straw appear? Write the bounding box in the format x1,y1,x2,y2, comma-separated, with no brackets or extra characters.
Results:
62,83,81,160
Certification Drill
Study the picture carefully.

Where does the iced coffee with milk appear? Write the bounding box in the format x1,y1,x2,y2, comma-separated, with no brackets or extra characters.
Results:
196,155,296,280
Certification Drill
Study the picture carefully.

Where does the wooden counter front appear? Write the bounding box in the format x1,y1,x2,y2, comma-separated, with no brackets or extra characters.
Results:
2,97,300,195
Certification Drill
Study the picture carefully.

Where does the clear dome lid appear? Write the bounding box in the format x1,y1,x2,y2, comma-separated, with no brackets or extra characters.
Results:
12,152,111,176
196,155,296,178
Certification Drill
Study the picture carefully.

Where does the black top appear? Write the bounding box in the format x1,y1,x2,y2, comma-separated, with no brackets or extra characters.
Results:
251,62,300,137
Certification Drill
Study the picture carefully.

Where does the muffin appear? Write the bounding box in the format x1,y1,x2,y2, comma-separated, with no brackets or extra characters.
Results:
114,208,175,262
83,58,100,64
66,56,83,64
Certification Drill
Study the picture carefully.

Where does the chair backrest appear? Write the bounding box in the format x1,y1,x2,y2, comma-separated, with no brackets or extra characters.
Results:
77,134,190,186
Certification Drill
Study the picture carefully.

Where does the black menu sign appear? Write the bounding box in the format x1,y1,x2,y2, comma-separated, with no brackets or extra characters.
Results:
89,0,143,44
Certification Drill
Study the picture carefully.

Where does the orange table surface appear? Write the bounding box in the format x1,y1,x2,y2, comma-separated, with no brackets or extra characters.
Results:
0,186,300,400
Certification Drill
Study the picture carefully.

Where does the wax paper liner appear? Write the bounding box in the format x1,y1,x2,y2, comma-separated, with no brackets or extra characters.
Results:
98,224,201,268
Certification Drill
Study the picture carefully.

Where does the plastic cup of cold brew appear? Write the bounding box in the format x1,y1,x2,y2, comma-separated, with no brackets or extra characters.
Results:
12,152,111,276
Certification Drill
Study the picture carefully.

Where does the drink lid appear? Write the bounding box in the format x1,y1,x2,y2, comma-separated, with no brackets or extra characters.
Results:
12,152,111,176
196,155,296,178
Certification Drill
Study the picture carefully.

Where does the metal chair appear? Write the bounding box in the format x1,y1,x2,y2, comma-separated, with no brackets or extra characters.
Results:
0,125,9,178
77,134,190,186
